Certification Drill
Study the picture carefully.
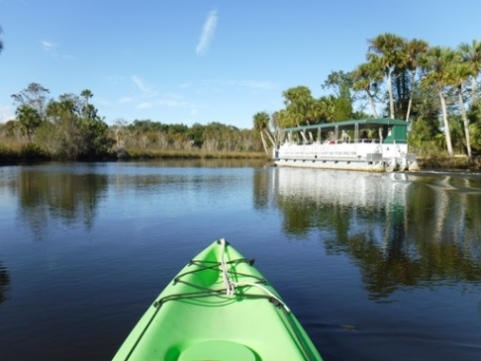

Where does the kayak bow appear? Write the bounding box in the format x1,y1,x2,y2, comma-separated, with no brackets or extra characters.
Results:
112,238,323,361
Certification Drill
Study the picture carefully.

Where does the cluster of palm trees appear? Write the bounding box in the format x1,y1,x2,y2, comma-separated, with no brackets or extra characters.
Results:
254,33,481,160
359,34,480,159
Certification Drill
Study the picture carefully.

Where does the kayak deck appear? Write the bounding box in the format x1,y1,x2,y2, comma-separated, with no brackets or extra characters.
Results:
112,239,322,361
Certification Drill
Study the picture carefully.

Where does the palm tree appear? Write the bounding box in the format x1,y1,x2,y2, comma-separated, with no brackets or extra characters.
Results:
352,62,383,118
459,40,481,104
253,111,275,155
368,33,405,119
447,58,473,159
317,96,337,122
402,39,429,121
16,104,42,142
80,89,94,118
80,89,93,105
420,47,457,158
282,86,315,126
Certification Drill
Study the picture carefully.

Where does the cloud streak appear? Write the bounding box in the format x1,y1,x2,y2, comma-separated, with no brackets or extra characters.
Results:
239,80,278,90
41,40,73,59
42,40,57,52
131,76,157,97
196,10,217,55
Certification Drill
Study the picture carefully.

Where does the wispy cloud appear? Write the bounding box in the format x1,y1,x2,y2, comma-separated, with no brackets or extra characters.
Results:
157,93,188,108
179,82,193,89
42,40,57,52
239,80,279,90
131,76,149,93
131,76,157,97
196,10,218,55
137,102,153,109
118,96,133,104
41,40,73,59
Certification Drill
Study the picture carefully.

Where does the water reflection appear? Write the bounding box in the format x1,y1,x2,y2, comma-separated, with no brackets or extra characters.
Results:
16,166,108,239
0,262,10,305
273,168,481,299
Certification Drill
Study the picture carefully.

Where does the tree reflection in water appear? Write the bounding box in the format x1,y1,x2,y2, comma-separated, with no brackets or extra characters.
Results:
0,262,10,305
273,168,481,300
15,167,108,240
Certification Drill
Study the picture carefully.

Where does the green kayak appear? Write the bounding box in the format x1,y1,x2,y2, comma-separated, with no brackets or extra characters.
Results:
112,239,323,361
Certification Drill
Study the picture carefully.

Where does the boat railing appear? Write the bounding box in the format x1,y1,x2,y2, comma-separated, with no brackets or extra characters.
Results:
291,138,382,146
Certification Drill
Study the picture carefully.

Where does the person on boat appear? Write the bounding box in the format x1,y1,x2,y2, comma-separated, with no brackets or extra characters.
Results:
341,130,351,142
360,130,369,142
324,131,336,144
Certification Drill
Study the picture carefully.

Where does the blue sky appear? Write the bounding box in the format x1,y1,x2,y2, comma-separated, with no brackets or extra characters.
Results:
1,0,480,129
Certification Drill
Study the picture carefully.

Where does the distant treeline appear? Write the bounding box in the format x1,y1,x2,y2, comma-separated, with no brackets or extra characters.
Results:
0,83,265,162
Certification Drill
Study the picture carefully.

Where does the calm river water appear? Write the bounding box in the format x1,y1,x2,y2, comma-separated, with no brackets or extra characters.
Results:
0,161,480,361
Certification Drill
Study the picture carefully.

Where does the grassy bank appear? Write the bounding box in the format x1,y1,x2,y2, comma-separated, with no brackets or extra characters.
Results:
0,143,269,164
417,155,481,170
0,143,50,163
121,148,268,160
2,143,479,170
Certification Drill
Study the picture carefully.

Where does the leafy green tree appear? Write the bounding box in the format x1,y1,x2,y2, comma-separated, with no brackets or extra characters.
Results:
281,86,335,127
368,33,405,119
420,46,457,157
322,70,353,97
318,95,337,122
408,117,441,155
334,83,353,121
44,94,84,159
16,104,42,142
11,83,50,118
188,123,205,148
352,62,383,118
459,40,481,104
40,91,111,159
322,71,354,121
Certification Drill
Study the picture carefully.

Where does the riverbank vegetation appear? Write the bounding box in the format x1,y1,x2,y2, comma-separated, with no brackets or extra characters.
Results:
1,32,480,168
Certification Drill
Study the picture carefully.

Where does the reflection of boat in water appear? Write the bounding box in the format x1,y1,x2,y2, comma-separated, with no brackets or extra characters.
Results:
274,119,419,172
274,167,409,209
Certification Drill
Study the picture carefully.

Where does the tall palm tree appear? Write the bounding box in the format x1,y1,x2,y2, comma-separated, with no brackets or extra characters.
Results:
402,39,429,121
447,59,473,159
253,111,275,154
420,47,457,158
352,61,383,118
368,33,405,119
80,89,93,105
459,40,481,104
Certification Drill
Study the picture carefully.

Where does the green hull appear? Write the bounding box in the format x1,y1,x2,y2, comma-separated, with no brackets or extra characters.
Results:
112,239,323,360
